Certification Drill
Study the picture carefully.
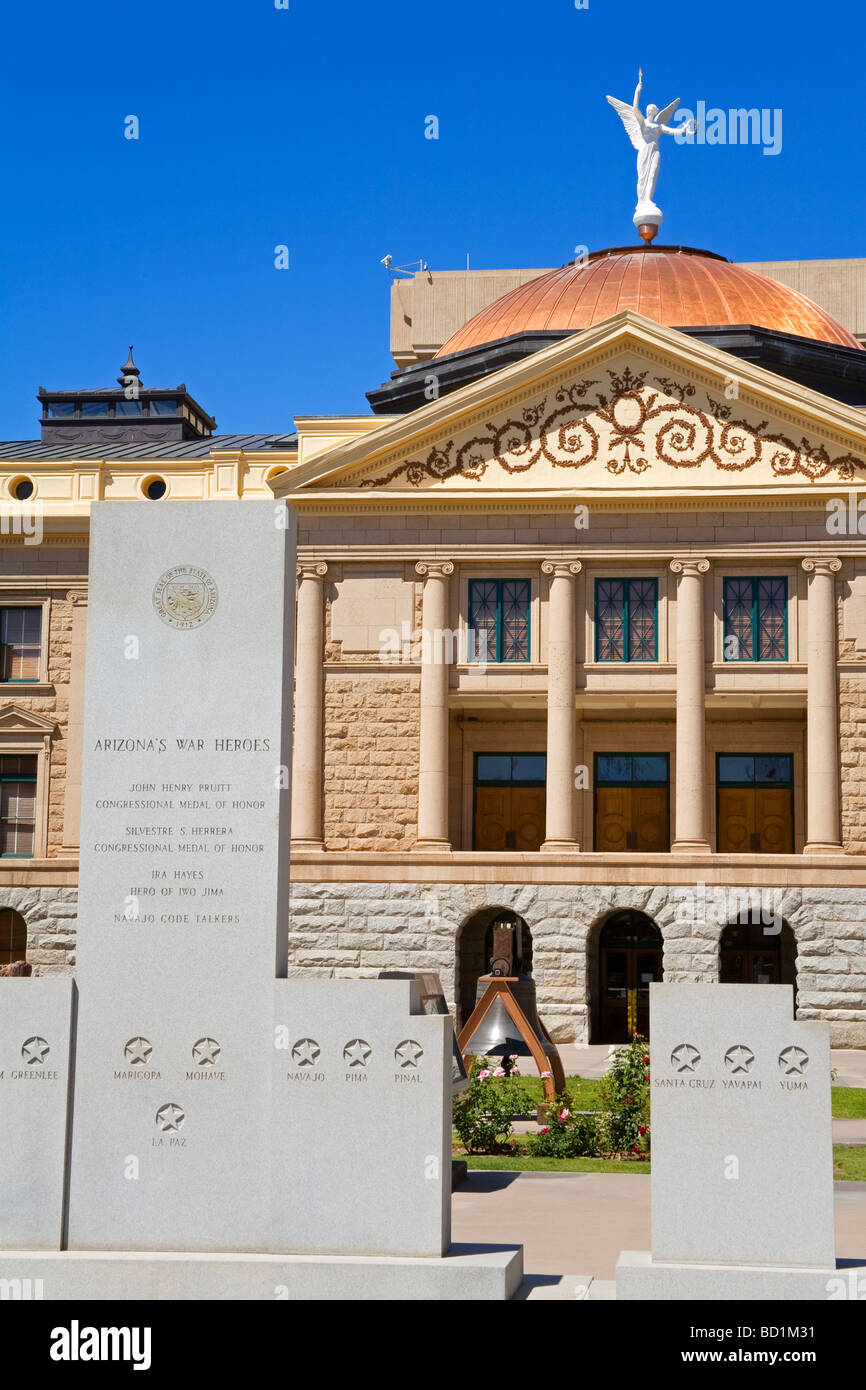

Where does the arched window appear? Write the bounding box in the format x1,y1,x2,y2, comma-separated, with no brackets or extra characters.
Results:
0,907,27,966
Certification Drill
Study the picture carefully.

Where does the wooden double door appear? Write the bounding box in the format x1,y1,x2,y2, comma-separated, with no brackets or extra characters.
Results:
474,786,546,852
598,910,663,1041
719,921,783,984
717,787,793,854
595,786,669,853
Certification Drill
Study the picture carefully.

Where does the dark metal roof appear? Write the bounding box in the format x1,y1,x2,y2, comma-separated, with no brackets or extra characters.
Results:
368,325,866,413
0,433,299,461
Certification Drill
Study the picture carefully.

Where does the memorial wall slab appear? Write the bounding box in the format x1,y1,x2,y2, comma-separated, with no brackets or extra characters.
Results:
271,979,451,1257
67,501,294,1252
648,984,835,1269
0,978,73,1249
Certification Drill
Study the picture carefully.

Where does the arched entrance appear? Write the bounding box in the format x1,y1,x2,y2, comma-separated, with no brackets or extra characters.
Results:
594,909,663,1042
0,908,27,967
719,918,797,988
455,907,533,1029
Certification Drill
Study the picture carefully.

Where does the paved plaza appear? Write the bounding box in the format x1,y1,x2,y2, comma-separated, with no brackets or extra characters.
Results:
452,1172,866,1299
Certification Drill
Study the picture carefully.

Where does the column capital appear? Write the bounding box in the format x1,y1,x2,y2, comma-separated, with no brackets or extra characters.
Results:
801,556,842,577
296,561,328,580
66,587,88,606
541,560,582,577
415,560,454,579
670,557,710,577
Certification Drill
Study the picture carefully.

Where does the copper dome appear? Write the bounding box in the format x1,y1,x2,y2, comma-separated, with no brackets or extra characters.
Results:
435,246,862,356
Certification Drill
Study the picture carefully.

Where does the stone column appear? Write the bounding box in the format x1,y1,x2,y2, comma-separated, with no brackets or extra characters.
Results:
414,560,454,850
802,557,843,853
541,560,581,852
291,562,328,850
670,558,711,853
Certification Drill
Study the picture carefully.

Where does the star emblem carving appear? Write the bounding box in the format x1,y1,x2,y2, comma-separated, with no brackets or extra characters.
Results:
724,1045,755,1075
778,1046,809,1075
291,1038,321,1067
155,1102,185,1132
124,1036,153,1066
343,1038,372,1068
21,1036,50,1065
192,1037,221,1066
394,1039,424,1069
670,1043,700,1073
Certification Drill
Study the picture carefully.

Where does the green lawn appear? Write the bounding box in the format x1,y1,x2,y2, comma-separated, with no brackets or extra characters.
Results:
519,1075,602,1108
833,1146,866,1181
832,1087,866,1119
464,1154,651,1173
516,1075,866,1120
458,1146,866,1179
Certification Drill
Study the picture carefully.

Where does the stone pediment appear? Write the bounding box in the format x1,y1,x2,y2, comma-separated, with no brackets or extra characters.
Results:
280,314,866,500
0,704,57,736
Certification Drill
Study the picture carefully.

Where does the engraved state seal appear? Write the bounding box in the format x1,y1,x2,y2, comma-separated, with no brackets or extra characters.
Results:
153,565,218,629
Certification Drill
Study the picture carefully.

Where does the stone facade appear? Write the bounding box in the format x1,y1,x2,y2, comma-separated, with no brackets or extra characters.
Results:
840,677,866,853
0,884,78,974
286,880,866,1047
323,673,420,851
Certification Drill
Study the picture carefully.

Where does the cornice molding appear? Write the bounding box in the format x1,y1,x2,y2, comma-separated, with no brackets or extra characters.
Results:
296,543,866,564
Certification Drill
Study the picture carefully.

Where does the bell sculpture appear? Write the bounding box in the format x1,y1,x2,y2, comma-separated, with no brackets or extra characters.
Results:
457,916,566,1099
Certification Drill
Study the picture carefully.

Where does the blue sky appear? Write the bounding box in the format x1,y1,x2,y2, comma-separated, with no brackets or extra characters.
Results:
0,0,863,439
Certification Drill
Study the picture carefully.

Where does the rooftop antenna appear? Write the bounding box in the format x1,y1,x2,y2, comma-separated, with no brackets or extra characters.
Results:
380,256,430,279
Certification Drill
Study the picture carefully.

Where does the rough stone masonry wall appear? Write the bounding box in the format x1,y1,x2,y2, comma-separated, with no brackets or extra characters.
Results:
322,673,420,851
287,880,866,1046
0,884,78,975
840,677,866,854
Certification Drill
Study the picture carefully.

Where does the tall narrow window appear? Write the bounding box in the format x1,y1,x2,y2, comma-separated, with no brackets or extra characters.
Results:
468,579,530,662
0,756,37,857
723,578,787,661
595,578,658,661
0,607,41,682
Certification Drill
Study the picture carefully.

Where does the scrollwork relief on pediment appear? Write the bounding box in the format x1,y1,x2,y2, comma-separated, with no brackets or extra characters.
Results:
356,366,864,488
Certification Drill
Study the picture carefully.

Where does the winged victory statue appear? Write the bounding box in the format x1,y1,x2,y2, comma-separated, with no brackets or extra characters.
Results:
606,69,695,242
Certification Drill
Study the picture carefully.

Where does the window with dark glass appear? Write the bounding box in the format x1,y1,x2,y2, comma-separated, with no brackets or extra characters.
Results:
45,402,75,418
150,400,179,416
0,756,37,858
116,400,143,416
723,577,787,661
81,400,110,417
468,579,530,663
595,578,658,661
0,607,41,681
595,754,670,786
475,753,547,785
